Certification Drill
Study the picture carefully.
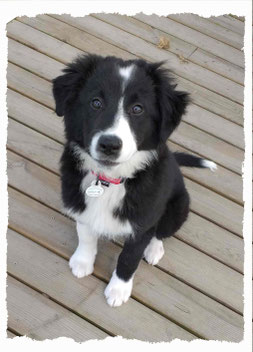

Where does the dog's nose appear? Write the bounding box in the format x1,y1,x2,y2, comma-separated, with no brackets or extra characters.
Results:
97,135,122,156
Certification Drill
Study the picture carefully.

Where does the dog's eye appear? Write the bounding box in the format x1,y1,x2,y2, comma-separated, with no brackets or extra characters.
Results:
91,98,102,110
132,104,143,115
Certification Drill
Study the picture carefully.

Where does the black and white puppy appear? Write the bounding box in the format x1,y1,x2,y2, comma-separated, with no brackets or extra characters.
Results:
52,54,216,307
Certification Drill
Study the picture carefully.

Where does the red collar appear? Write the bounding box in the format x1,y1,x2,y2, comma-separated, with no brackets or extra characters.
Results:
91,171,124,186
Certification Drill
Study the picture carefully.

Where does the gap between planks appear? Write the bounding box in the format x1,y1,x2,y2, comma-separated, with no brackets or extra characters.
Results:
7,274,110,340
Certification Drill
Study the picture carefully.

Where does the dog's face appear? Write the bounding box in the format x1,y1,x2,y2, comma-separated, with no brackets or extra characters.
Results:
53,55,189,167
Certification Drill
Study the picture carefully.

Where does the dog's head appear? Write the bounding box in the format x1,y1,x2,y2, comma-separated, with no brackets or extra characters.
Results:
53,54,189,169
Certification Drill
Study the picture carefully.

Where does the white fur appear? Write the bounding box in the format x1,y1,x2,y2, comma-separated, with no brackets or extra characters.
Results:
144,237,164,265
69,222,98,278
104,270,133,307
201,159,217,172
72,142,157,179
119,65,135,92
65,171,133,239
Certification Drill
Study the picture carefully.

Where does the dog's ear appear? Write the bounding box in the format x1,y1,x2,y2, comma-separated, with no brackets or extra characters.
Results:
148,62,190,143
52,54,101,116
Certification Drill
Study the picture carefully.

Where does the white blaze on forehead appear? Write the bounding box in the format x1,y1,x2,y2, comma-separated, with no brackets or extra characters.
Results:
106,97,137,163
119,65,135,92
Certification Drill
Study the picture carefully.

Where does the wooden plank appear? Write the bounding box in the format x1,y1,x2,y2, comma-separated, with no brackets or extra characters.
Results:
48,14,243,105
8,38,65,81
7,276,108,341
134,13,244,67
188,48,244,86
14,17,135,61
7,60,244,175
7,90,243,204
168,142,243,205
208,15,245,36
7,119,62,174
171,123,243,175
7,62,54,109
7,330,17,338
8,151,61,210
7,19,83,63
183,104,244,150
185,178,243,236
7,89,65,144
14,17,244,125
8,190,244,340
8,155,243,272
168,14,243,50
7,121,243,236
93,13,244,85
7,229,196,341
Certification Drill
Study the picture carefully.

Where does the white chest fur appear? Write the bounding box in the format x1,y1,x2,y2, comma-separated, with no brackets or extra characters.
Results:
70,172,133,239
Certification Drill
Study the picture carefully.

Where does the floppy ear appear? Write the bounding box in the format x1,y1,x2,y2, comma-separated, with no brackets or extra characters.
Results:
159,87,190,142
52,54,101,116
148,62,190,143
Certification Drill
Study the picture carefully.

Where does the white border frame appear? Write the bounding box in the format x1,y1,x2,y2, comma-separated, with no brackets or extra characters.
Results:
0,1,252,351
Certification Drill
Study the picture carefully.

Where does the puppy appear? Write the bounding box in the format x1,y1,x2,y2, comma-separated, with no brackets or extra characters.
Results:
52,54,216,307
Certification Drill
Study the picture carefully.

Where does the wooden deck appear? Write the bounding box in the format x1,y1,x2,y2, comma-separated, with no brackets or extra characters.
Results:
6,13,245,342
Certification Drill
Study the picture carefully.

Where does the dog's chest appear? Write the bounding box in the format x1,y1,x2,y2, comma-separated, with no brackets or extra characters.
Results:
77,172,132,238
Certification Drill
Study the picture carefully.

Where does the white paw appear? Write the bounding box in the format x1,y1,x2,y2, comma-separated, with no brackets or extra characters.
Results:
144,237,164,265
69,253,94,278
104,271,133,307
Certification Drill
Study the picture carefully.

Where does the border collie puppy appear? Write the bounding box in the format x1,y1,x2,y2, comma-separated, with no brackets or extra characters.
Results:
52,54,216,307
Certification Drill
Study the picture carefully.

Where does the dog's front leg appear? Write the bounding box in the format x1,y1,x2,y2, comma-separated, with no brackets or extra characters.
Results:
69,221,98,278
105,229,154,307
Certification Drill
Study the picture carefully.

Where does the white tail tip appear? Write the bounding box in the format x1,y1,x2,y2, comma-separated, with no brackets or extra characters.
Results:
201,160,217,172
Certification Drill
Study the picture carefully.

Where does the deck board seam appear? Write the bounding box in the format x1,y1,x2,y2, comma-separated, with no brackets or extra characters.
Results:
166,15,244,51
7,272,115,337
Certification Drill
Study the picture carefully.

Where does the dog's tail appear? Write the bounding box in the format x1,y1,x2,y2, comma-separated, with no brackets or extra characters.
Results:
173,152,217,171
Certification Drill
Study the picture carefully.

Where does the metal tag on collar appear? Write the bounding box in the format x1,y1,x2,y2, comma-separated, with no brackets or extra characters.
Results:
85,180,104,197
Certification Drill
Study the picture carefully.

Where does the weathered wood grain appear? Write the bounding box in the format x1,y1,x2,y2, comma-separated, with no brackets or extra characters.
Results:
208,15,245,36
7,229,196,341
134,14,244,67
168,14,243,50
7,119,62,174
8,191,243,340
7,275,108,341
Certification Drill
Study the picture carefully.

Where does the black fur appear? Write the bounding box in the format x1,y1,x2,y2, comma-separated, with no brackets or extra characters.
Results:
53,54,208,285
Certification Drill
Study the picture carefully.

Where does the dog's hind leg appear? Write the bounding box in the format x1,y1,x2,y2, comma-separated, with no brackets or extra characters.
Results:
156,189,190,240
